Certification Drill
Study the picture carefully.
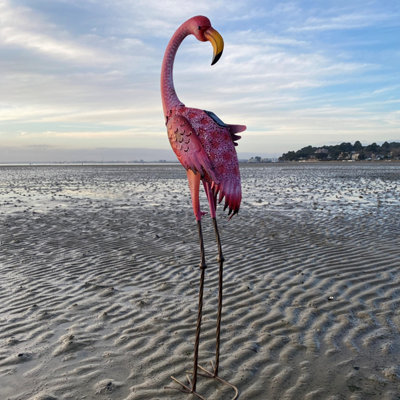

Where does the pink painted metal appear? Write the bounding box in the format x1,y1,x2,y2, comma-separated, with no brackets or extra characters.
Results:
161,16,246,221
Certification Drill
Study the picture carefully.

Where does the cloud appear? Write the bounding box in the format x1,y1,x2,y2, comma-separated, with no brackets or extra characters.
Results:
0,1,107,63
289,9,400,32
171,26,371,120
1,0,399,162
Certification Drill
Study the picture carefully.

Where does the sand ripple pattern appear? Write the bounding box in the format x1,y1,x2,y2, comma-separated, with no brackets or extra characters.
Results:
0,163,400,399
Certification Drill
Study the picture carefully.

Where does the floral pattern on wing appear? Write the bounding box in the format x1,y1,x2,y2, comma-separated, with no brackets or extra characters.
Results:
166,114,218,184
166,106,245,216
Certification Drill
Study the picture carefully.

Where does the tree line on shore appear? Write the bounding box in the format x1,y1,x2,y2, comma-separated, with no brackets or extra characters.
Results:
279,141,400,161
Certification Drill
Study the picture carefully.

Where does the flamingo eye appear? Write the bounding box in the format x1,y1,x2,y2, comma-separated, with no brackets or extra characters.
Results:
198,26,201,30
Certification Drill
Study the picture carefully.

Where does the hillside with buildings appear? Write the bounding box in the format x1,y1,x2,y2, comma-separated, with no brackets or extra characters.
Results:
279,141,400,162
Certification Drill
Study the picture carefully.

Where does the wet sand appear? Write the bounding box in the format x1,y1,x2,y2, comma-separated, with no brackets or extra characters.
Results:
0,163,399,399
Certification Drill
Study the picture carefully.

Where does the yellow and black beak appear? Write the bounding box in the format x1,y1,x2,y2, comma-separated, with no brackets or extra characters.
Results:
204,27,224,65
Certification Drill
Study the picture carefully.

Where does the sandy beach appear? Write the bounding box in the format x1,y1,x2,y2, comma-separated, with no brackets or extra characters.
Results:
1,162,399,399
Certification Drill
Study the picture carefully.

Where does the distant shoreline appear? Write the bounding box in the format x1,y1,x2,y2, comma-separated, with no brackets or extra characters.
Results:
1,159,399,167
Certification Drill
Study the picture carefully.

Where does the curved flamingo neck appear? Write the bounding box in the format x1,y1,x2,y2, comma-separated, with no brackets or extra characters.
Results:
161,23,190,118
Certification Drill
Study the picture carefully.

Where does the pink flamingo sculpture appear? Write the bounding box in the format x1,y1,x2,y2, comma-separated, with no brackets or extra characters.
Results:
161,16,245,399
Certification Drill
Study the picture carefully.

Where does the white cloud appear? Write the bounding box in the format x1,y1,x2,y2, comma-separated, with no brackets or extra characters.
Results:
0,0,109,63
0,0,399,161
290,10,400,32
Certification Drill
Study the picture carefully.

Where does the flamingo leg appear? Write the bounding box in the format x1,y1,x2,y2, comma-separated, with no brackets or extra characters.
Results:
197,217,239,399
202,181,224,377
168,217,239,399
212,217,224,377
169,217,207,397
192,219,207,391
168,176,238,398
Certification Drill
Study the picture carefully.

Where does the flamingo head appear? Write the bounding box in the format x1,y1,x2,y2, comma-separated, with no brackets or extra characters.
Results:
187,16,224,65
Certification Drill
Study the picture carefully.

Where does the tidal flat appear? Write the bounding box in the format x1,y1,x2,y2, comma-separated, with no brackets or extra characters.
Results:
1,162,399,399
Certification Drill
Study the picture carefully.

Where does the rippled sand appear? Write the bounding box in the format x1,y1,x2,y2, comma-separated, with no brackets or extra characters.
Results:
0,163,399,399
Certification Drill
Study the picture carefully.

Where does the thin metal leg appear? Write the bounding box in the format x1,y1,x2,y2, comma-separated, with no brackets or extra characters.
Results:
193,220,207,391
167,218,239,399
169,220,206,397
192,216,239,399
212,217,224,377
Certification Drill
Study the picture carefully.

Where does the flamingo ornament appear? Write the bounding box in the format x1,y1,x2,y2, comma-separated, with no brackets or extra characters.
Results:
161,16,245,399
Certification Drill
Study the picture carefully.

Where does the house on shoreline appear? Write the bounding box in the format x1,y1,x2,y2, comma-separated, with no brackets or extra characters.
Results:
279,141,400,162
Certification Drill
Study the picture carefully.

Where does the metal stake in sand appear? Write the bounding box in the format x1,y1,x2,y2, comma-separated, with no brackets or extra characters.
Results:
161,15,245,400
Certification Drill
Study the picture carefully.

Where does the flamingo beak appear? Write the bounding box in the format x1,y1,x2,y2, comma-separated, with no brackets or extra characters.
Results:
204,27,224,65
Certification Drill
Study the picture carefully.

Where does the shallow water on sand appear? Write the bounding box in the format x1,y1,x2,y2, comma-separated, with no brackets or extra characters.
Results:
1,162,399,216
0,162,399,400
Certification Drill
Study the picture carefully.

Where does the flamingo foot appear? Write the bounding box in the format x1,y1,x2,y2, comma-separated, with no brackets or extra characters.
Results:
166,364,239,400
166,373,206,400
197,362,239,400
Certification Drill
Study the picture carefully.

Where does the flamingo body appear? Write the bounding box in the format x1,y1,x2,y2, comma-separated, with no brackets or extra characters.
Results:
167,105,245,218
161,15,246,220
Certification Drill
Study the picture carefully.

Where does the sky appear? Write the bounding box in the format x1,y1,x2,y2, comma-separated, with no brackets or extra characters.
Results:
0,0,399,162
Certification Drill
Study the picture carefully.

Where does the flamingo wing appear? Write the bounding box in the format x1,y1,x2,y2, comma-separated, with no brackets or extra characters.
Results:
167,114,218,183
204,109,245,146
